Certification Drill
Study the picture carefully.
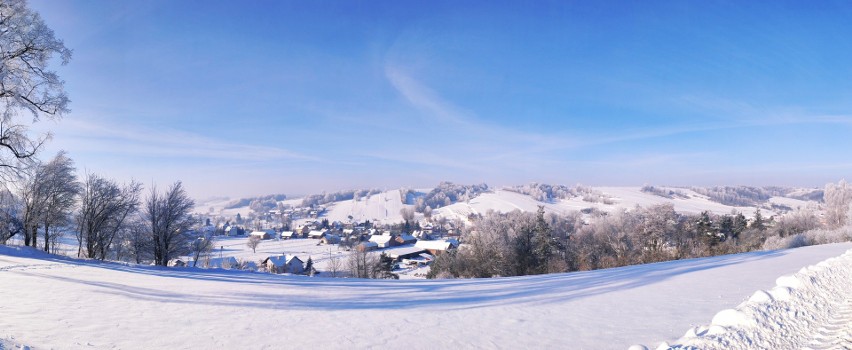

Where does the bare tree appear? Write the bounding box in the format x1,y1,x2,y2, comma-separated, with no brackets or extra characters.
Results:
246,235,261,253
326,254,343,277
0,0,72,178
189,234,215,267
119,219,151,264
347,249,378,278
145,181,195,266
76,174,141,260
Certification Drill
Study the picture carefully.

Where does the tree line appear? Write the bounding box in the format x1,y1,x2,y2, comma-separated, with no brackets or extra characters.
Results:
428,188,849,279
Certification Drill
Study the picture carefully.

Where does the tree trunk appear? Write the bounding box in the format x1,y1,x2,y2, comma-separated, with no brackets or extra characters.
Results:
43,222,50,253
31,225,38,248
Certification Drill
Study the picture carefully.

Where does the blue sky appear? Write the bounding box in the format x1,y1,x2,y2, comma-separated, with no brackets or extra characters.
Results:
28,0,852,198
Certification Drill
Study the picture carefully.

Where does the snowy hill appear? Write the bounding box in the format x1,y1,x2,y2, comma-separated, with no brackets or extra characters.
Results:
2,243,850,349
431,187,811,223
194,185,823,228
322,189,412,224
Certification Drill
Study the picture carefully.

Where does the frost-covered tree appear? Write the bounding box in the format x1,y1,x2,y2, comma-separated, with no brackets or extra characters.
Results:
35,152,79,252
0,0,72,178
144,181,194,266
246,234,261,253
18,152,79,249
824,180,852,229
189,234,215,267
76,174,141,260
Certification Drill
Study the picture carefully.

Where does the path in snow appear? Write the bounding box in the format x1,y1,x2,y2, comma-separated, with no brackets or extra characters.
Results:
807,297,852,350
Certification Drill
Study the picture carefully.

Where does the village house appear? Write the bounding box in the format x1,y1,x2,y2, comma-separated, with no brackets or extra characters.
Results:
368,234,396,248
249,229,275,240
224,225,245,236
385,246,427,261
394,234,417,246
203,256,239,269
356,241,379,252
320,234,341,245
280,231,300,240
414,239,459,256
263,255,304,274
307,230,327,239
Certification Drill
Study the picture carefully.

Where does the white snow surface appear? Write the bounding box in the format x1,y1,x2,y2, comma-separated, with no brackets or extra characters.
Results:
657,247,852,350
321,189,412,224
2,243,852,349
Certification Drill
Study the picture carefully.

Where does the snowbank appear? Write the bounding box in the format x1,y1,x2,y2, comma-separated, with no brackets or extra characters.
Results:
647,248,852,349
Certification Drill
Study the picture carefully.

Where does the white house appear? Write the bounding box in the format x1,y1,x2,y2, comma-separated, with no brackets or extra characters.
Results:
250,230,274,240
369,234,395,248
415,239,459,256
203,256,239,269
264,255,305,274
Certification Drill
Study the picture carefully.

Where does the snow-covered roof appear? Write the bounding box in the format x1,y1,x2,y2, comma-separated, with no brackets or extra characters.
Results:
308,230,325,238
265,255,301,267
205,256,238,268
385,246,426,259
397,234,416,242
415,239,458,251
369,235,393,244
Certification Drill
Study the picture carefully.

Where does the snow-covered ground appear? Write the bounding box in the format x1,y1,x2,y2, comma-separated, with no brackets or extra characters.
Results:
2,242,850,349
657,247,852,349
321,189,412,225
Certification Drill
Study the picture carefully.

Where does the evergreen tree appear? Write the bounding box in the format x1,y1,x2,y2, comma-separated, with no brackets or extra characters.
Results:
718,215,734,239
732,212,748,239
531,206,556,274
751,208,766,231
305,257,314,276
696,211,720,246
374,253,398,279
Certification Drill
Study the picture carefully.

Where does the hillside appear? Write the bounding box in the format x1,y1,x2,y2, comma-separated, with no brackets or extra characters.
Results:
197,185,822,227
2,243,850,349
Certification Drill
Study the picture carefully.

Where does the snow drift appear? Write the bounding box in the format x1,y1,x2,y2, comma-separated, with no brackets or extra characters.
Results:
650,248,852,349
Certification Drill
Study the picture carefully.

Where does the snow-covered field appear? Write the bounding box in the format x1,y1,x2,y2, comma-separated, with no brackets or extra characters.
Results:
2,242,850,349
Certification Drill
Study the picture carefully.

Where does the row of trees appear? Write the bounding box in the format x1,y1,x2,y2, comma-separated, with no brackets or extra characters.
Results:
1,151,199,266
427,200,833,279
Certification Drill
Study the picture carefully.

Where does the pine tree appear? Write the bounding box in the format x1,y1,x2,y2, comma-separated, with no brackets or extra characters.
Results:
374,253,398,279
531,206,555,274
305,257,314,276
751,208,766,231
732,212,748,239
719,215,734,239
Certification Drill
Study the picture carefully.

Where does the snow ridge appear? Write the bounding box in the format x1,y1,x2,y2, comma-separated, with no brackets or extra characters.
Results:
656,249,852,349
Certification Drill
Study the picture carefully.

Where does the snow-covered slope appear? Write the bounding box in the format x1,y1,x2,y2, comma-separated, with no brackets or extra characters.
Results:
2,243,851,349
658,248,852,349
321,189,412,224
432,187,787,222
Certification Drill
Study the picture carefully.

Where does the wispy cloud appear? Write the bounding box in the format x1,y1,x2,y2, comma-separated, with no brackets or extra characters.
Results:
38,118,319,162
